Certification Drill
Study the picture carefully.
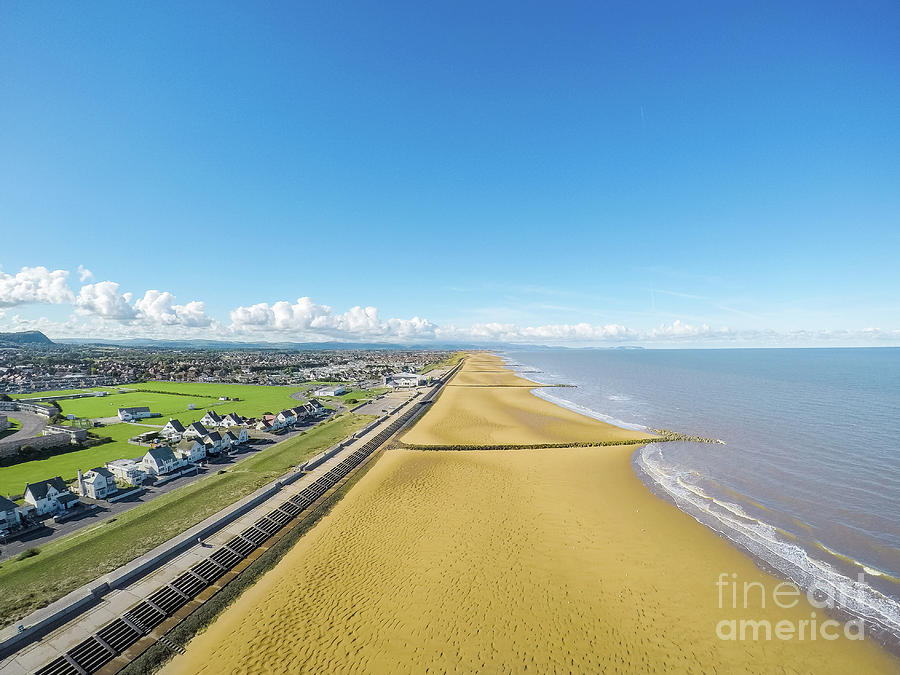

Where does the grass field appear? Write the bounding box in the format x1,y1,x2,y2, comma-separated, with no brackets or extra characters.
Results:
0,413,374,627
0,423,147,497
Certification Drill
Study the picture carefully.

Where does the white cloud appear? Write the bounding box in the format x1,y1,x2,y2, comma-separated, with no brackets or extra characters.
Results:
75,281,137,320
134,290,212,327
77,265,94,282
0,266,74,307
229,297,436,340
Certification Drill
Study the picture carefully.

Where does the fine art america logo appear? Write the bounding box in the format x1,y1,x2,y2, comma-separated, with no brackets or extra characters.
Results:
715,573,866,641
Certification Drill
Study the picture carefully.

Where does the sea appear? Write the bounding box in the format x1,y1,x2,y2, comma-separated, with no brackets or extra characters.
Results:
502,347,900,646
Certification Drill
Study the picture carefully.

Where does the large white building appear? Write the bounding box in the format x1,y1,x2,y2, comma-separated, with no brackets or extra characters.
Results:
313,385,347,397
383,372,423,388
117,406,153,421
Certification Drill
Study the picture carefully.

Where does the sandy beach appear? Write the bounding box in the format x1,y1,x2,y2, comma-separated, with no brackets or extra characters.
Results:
162,353,898,673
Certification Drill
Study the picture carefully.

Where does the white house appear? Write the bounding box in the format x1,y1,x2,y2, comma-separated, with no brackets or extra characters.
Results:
200,410,223,428
313,385,347,397
142,446,183,476
256,418,273,432
383,372,423,388
221,413,245,427
160,418,186,441
182,422,209,440
174,439,206,463
276,409,296,426
202,431,225,454
107,459,146,486
76,467,117,499
0,495,21,532
117,406,153,421
23,477,81,516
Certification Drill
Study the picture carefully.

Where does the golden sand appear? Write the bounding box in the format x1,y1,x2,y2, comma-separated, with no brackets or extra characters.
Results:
402,354,650,446
164,354,897,674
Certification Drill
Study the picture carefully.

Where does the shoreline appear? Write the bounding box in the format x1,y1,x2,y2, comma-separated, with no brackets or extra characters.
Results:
502,352,900,652
161,353,899,672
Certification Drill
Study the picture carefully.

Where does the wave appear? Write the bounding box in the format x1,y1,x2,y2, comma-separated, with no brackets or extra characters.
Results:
530,388,650,432
634,443,900,642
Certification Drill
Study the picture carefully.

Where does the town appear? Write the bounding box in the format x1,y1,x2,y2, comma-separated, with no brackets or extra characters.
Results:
0,336,455,555
0,333,454,393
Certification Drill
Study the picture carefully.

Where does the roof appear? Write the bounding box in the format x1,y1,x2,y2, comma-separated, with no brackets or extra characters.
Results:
164,419,185,432
224,413,243,421
0,495,18,511
391,372,420,379
145,446,177,463
205,431,222,441
118,406,151,414
225,431,238,440
107,458,140,468
88,467,114,478
278,409,293,417
203,411,222,421
176,438,201,449
57,493,79,505
25,476,67,500
186,422,208,434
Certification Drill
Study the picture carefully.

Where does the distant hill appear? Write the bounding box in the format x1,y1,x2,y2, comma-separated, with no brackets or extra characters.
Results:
0,330,55,346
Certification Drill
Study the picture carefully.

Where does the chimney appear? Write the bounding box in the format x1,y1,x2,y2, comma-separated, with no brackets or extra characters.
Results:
77,469,86,496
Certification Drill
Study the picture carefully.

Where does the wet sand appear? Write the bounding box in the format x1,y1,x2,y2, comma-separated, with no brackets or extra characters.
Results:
163,354,898,673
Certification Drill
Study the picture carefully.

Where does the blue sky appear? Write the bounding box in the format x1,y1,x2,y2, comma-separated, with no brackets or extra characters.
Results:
1,1,898,346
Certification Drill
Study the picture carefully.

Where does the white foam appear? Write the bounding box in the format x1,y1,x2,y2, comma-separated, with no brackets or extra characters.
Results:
636,443,900,638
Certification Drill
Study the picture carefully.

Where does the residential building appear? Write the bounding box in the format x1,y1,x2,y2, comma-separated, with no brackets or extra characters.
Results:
182,421,209,440
200,410,223,428
203,431,224,455
142,446,183,476
221,413,245,427
0,495,21,532
76,467,117,499
107,459,146,486
160,418,186,441
117,406,153,421
276,409,296,426
23,477,81,516
42,425,88,444
174,439,206,463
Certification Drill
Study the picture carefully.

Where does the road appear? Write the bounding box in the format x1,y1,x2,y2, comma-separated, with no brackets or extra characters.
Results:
0,411,47,443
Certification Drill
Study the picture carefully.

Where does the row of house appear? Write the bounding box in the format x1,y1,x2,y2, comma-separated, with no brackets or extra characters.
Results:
2,400,330,535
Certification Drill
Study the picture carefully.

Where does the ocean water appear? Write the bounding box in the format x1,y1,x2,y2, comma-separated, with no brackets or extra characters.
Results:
503,347,900,644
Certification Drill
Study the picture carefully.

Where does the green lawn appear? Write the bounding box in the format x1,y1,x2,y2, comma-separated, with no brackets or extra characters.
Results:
54,390,223,421
332,387,391,405
0,423,151,497
0,413,374,627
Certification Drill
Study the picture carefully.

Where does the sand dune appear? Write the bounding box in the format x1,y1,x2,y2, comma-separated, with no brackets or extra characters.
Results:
163,354,897,673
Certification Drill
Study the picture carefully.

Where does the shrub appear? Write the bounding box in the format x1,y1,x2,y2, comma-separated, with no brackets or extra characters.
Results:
17,548,40,561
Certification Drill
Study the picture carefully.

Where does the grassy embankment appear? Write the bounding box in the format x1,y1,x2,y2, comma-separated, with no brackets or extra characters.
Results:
419,351,466,375
0,413,374,628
